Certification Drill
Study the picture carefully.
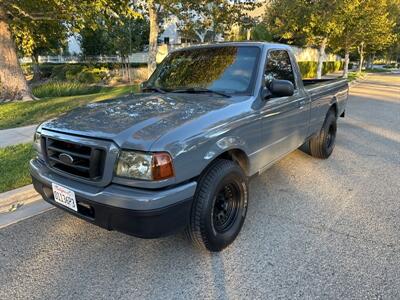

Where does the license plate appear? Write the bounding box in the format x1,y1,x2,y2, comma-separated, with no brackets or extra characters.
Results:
52,183,77,212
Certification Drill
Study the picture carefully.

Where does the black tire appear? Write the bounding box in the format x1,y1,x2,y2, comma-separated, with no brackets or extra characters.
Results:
187,159,249,252
309,110,337,159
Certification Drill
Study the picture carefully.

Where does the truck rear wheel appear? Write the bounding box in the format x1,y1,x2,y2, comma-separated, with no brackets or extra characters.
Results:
309,110,337,159
187,159,248,252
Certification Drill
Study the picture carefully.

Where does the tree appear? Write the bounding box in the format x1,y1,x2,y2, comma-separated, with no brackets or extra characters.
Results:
145,0,260,77
329,0,363,77
0,0,137,101
353,0,396,73
12,20,68,80
80,17,149,56
178,1,260,43
251,24,273,42
387,0,400,63
147,0,159,76
266,0,341,79
79,25,114,57
0,5,33,101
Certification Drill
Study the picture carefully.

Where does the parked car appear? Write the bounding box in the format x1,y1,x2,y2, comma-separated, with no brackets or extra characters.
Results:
30,42,348,252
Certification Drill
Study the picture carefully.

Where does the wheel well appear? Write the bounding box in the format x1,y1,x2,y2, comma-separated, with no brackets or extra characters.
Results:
215,149,250,175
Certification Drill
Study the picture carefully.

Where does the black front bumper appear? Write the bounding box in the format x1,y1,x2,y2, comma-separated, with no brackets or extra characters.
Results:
31,176,193,239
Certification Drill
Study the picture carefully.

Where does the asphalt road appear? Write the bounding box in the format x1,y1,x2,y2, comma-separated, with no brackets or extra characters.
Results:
1,73,399,299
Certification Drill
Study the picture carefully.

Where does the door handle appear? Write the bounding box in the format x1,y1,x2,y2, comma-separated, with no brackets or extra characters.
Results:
299,100,306,109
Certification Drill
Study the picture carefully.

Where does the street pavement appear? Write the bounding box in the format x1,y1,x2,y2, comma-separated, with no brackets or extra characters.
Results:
0,73,399,299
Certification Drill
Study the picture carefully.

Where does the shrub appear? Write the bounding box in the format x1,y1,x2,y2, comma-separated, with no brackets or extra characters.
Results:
298,61,344,78
32,81,104,98
77,67,109,83
51,65,68,80
383,63,397,69
38,64,56,78
21,64,32,77
298,61,318,78
65,65,85,81
322,61,343,75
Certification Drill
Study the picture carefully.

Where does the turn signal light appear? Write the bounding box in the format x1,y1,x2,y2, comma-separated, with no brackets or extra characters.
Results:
152,152,174,180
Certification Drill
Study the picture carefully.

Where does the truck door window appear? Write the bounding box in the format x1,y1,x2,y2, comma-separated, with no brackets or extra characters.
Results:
265,50,296,88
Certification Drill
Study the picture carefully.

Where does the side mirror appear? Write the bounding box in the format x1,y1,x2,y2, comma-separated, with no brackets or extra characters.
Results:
268,79,294,98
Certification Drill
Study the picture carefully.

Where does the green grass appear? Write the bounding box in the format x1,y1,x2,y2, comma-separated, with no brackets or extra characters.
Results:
347,71,367,82
32,81,108,98
0,85,138,130
0,143,36,193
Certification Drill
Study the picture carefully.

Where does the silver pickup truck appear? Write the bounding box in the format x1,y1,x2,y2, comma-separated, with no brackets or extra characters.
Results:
30,42,348,252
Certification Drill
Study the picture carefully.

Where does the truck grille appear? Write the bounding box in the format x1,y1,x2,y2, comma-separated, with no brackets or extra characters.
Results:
45,138,105,180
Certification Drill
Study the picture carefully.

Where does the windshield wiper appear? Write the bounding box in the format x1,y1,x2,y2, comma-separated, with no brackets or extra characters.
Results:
170,87,231,98
142,86,167,94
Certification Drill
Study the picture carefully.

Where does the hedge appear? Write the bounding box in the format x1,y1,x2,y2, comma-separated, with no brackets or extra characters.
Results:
298,61,344,78
21,62,147,81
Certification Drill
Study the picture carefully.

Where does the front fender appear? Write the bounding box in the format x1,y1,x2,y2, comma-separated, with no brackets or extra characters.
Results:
202,135,249,161
161,132,252,184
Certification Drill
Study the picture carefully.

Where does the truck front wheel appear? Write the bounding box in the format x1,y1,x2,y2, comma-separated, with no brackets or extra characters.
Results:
309,110,337,159
188,159,249,252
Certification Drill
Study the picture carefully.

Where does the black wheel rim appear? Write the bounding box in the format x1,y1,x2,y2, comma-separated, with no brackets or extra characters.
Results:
326,123,336,150
213,182,241,233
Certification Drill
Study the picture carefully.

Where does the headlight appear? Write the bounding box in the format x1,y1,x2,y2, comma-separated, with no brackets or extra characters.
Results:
115,151,174,181
33,132,41,152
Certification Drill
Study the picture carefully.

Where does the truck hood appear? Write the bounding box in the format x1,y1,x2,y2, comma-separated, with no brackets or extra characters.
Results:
41,93,235,150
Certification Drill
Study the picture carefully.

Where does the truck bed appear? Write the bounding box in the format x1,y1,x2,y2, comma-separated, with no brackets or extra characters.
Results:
302,78,340,86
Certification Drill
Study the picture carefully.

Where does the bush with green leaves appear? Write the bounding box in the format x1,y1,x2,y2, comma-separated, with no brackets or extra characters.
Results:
77,67,110,83
298,61,344,78
298,61,318,78
65,65,85,81
32,81,104,98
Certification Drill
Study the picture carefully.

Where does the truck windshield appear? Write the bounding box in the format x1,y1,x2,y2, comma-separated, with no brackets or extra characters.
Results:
146,46,260,95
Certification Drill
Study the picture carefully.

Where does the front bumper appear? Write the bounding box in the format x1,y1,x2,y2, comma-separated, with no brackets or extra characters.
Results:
30,159,197,238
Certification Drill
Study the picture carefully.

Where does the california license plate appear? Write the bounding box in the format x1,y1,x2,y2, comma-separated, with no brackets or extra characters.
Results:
52,183,77,212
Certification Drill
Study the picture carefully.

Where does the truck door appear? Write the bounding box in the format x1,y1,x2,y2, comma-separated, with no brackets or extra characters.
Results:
257,49,310,169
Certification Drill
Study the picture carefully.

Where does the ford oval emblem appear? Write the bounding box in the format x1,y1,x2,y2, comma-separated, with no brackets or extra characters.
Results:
59,153,74,164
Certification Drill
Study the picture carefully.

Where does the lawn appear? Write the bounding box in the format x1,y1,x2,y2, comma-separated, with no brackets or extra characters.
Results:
0,85,138,130
0,143,36,193
347,71,367,82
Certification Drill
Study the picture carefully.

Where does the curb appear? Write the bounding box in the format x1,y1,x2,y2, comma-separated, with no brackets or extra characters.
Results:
0,184,41,214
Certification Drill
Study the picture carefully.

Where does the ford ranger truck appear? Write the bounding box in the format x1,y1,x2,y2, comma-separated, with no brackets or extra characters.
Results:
30,42,348,252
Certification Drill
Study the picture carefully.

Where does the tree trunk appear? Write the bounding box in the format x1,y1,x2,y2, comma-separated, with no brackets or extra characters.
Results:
343,49,350,79
316,38,327,79
194,30,206,43
246,28,251,41
147,0,158,78
31,55,41,81
370,53,375,70
358,41,365,73
0,6,34,101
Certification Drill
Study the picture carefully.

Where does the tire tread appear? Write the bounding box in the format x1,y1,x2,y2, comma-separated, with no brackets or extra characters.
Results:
187,159,243,251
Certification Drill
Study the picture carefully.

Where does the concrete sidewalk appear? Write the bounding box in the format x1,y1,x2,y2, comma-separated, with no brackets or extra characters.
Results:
0,124,37,148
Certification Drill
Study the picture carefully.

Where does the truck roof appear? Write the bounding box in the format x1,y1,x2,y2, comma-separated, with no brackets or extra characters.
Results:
171,41,292,52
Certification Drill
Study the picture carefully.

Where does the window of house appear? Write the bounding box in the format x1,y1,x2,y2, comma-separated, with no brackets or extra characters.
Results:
164,37,170,45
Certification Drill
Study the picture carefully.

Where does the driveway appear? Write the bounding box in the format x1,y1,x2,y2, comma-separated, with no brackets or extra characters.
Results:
1,73,399,299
